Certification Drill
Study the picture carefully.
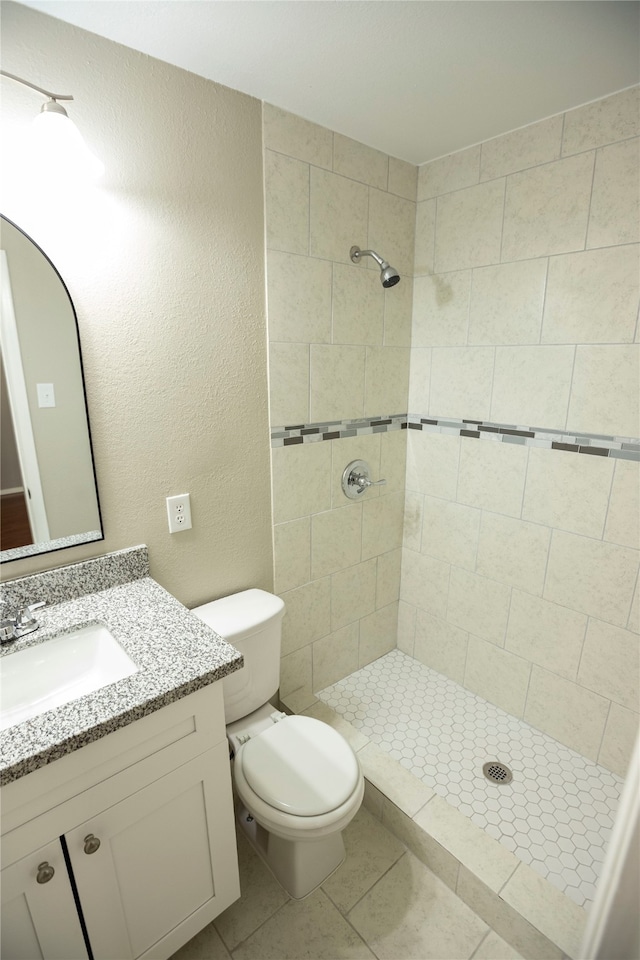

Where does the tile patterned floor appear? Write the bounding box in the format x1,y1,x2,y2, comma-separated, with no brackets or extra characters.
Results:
171,806,524,960
317,649,622,908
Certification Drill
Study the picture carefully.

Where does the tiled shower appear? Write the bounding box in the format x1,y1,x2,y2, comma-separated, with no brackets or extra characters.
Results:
265,86,639,921
317,648,621,909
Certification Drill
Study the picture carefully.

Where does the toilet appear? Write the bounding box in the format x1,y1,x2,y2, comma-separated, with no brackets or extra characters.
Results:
192,588,364,900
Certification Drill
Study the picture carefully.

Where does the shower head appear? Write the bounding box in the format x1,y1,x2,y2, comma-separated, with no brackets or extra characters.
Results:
350,246,401,288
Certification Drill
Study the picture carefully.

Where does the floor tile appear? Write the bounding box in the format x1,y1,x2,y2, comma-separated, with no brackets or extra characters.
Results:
472,929,525,959
170,923,232,960
232,888,375,959
348,850,488,959
321,805,405,913
213,830,288,950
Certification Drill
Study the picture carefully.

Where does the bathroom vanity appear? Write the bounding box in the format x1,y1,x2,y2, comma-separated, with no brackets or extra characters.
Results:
0,547,243,960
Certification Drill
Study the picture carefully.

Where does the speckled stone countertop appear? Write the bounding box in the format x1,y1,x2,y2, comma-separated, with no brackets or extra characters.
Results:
0,547,243,786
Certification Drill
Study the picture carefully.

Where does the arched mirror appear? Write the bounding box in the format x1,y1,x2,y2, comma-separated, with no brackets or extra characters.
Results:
0,215,103,562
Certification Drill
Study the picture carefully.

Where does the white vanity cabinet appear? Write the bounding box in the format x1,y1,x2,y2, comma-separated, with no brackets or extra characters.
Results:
1,682,240,960
1,837,89,960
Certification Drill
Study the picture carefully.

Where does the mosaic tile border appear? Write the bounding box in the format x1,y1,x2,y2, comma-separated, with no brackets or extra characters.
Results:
271,413,407,446
406,415,640,460
271,414,640,460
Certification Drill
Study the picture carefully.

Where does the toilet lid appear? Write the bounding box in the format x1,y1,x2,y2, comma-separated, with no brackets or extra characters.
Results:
238,716,360,816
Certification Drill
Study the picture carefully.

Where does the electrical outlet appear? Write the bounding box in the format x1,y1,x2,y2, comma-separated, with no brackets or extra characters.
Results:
166,493,192,533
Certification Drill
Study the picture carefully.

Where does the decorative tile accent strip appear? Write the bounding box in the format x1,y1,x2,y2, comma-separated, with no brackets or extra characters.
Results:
271,414,640,460
406,415,640,459
271,413,407,446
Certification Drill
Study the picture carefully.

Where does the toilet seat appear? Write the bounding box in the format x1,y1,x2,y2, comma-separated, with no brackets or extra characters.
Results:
232,715,365,842
238,715,360,816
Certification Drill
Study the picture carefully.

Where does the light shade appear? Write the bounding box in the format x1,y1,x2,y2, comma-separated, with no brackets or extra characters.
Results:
31,103,104,181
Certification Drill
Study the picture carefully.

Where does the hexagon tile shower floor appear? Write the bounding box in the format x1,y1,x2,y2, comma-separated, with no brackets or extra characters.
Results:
317,649,622,908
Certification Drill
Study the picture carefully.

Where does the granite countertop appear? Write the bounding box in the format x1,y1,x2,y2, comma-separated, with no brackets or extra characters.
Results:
0,550,243,786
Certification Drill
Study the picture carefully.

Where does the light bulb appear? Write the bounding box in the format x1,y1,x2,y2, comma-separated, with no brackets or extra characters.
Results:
31,107,104,181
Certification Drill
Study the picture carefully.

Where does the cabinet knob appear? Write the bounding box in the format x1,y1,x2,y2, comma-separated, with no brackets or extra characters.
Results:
36,861,55,883
83,833,101,855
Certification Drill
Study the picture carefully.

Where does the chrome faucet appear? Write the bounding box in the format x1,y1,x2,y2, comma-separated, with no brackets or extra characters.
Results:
0,601,46,644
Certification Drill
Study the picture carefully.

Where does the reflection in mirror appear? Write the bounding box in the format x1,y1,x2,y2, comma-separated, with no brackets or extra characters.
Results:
0,215,103,562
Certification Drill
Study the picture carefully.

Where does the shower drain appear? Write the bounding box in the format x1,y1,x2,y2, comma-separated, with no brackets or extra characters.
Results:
482,761,513,784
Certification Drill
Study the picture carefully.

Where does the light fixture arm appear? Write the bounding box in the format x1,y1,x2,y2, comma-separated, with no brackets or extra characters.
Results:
0,69,74,103
1,68,104,180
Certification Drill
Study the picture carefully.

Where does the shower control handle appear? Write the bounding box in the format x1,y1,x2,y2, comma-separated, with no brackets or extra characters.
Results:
356,474,386,490
342,460,387,500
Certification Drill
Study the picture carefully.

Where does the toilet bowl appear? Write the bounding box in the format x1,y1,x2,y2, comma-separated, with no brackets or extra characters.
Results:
192,589,364,900
228,702,364,897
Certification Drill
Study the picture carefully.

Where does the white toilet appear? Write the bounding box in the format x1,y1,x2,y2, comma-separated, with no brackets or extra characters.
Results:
192,588,364,900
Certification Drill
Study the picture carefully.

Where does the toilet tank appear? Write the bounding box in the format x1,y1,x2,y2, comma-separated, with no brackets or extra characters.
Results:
191,589,285,723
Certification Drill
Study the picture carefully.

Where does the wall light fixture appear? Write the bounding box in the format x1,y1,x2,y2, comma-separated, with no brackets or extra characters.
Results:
1,70,104,180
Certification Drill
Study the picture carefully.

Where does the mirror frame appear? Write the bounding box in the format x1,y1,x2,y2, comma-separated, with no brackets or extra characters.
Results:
0,214,103,563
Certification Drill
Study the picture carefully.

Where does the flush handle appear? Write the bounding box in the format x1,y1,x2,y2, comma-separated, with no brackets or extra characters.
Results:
83,834,101,855
342,460,387,500
36,862,55,884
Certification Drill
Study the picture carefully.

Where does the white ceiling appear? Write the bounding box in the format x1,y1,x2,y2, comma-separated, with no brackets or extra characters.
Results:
17,0,640,164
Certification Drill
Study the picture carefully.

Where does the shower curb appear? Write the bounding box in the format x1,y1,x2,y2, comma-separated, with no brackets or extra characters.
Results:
283,694,587,960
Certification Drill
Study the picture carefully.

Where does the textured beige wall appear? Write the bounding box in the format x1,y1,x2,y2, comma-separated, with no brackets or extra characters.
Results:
403,87,640,776
0,3,273,605
263,104,417,705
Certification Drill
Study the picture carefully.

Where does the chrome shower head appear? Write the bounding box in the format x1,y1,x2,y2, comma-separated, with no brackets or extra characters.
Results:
350,246,400,288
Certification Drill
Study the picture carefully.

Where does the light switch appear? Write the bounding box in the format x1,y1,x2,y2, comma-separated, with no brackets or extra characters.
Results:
37,383,56,408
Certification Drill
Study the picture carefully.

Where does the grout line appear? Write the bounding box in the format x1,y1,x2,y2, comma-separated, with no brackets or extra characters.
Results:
498,175,507,263
409,236,639,276
306,159,312,256
595,698,614,766
574,615,590,683
584,146,598,251
540,522,555,604
329,260,335,344
564,344,578,432
538,255,551,344
600,457,618,542
220,875,292,954
469,928,493,960
497,858,521,896
559,108,568,158
627,566,640,631
486,345,498,428
502,585,514,649
341,850,410,921
464,267,473,345
519,444,530,521
520,650,534,722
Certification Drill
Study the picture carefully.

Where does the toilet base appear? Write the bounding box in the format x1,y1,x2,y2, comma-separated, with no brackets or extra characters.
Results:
236,805,345,900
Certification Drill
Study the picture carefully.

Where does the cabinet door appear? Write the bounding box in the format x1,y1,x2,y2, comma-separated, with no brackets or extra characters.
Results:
1,837,89,960
66,743,240,960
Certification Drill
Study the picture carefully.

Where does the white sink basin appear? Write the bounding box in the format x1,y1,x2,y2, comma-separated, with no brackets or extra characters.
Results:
0,622,138,731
